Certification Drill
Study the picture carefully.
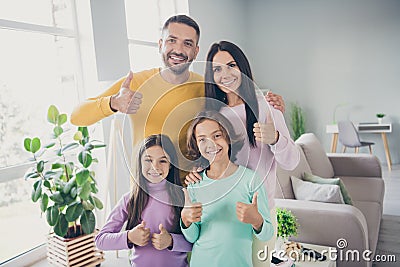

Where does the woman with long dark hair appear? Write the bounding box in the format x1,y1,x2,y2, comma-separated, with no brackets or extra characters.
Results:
186,41,300,266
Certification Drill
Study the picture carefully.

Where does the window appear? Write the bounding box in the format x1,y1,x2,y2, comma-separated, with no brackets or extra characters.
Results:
0,0,82,263
124,0,189,71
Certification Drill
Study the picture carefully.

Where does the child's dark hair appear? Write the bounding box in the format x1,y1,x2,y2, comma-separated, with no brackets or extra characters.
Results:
186,111,244,168
126,134,184,233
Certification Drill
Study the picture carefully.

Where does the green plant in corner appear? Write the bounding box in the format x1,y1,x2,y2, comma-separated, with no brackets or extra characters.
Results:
276,207,299,239
376,113,385,118
290,103,305,140
23,105,105,238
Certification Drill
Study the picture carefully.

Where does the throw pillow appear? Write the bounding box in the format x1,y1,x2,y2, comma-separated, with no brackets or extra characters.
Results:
303,172,353,205
295,133,334,178
290,176,345,204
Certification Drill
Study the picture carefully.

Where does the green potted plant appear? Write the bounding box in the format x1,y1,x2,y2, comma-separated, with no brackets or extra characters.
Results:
376,113,385,124
276,207,299,250
290,103,305,140
23,105,105,266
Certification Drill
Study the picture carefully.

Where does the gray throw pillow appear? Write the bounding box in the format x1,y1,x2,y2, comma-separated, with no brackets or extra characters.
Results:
290,176,345,204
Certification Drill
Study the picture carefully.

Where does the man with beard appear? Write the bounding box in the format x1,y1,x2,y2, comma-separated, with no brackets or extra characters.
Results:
71,15,284,167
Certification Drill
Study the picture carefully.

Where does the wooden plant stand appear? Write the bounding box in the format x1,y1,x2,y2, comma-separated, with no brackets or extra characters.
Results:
46,230,104,267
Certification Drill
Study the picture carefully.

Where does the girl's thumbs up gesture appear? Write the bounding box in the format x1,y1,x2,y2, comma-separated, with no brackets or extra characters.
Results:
152,224,172,250
128,220,150,246
236,192,263,232
181,188,203,228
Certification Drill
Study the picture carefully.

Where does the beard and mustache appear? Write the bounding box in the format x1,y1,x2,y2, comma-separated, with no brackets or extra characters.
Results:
162,51,193,75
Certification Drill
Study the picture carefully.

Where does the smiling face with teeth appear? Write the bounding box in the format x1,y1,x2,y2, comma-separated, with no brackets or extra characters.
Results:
159,22,199,75
212,51,242,95
194,119,230,164
141,145,171,184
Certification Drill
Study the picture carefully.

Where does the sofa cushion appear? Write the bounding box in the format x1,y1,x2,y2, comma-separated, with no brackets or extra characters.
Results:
340,176,385,207
291,176,345,204
303,172,353,205
276,146,311,199
295,133,334,178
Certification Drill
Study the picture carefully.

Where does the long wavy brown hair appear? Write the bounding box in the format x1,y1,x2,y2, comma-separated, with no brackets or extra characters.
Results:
125,134,184,233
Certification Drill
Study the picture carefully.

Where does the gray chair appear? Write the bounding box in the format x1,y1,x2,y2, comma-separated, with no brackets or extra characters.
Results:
338,120,374,153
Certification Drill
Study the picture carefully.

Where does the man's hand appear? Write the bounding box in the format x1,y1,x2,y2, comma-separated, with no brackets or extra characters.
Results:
265,91,285,113
128,221,150,246
110,71,143,114
253,111,278,145
236,192,263,231
152,224,173,250
181,188,202,228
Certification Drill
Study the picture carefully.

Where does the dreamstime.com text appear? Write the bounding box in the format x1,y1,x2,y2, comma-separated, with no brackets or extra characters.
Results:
257,238,397,263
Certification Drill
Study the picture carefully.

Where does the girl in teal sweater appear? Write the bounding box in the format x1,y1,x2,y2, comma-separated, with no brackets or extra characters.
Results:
181,111,273,267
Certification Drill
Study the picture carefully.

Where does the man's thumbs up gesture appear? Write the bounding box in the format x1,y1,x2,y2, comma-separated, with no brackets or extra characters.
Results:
152,224,173,250
128,220,150,246
181,188,202,228
110,71,143,114
236,192,263,232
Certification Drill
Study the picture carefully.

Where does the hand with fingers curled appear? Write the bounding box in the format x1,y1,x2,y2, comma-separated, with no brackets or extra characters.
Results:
264,91,285,113
128,220,151,246
181,188,203,228
253,111,279,145
110,71,143,114
184,166,204,185
236,192,264,232
151,224,173,250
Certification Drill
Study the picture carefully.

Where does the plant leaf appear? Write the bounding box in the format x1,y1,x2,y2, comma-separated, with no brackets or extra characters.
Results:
54,213,68,237
80,210,95,234
32,180,42,202
30,137,41,153
76,169,89,186
65,202,83,222
44,142,56,149
47,105,59,124
46,206,59,226
61,143,79,153
37,160,45,173
78,127,89,138
50,192,64,204
92,196,103,210
53,126,63,137
58,114,67,125
70,187,77,199
63,177,76,194
41,193,49,212
78,151,92,168
73,131,83,141
24,138,32,152
79,181,91,201
82,200,95,211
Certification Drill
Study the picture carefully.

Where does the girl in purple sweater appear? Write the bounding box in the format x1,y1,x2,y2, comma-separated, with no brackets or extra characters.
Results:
95,134,191,267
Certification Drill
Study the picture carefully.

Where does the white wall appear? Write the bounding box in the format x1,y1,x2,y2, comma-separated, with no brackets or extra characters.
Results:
190,0,400,165
188,0,248,73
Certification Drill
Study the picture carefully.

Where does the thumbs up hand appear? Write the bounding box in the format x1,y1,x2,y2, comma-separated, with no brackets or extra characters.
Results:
181,188,202,228
236,192,263,231
110,71,143,114
128,220,150,246
253,111,279,145
151,224,173,250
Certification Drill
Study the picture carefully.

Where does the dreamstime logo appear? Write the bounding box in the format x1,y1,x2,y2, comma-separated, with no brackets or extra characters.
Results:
257,238,397,263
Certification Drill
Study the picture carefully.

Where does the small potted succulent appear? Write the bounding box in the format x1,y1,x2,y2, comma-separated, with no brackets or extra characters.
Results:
23,105,105,266
376,113,385,124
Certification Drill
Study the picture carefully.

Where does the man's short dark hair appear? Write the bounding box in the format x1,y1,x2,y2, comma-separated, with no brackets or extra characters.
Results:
162,15,200,43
